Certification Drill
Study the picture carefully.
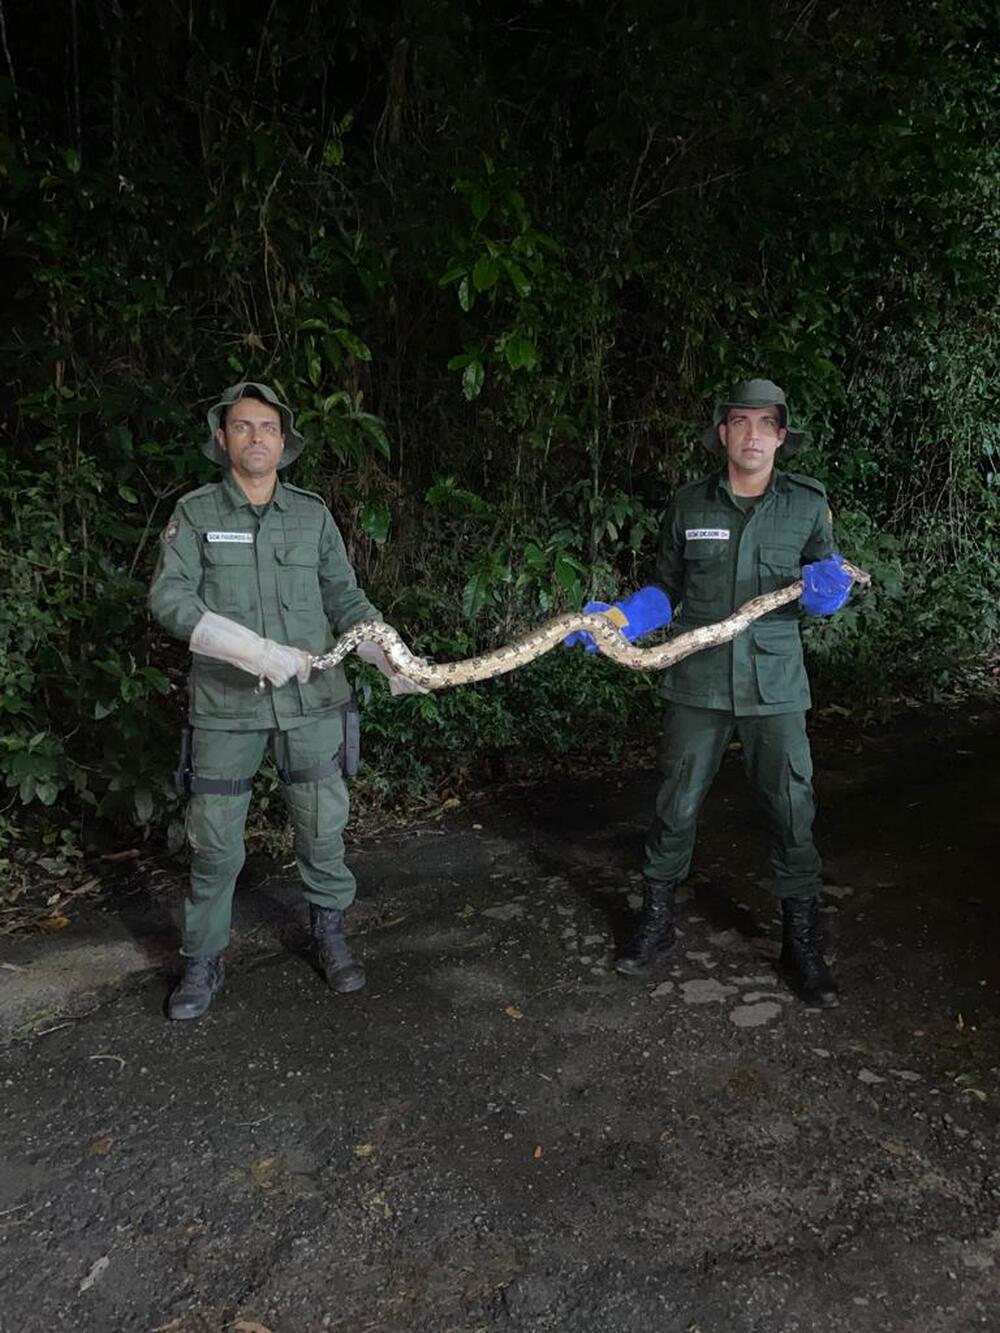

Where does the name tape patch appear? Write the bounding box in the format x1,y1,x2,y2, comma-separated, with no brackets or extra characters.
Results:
206,531,254,544
685,528,730,541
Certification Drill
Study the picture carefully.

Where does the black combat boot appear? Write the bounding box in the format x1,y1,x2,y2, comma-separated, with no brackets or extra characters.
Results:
778,895,839,1006
168,954,225,1020
614,879,678,976
309,904,366,993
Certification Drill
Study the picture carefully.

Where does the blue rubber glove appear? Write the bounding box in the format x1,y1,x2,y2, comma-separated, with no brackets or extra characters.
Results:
801,553,853,616
564,586,673,653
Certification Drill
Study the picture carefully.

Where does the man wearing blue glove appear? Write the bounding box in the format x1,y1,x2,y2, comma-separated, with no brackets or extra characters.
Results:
569,378,853,1005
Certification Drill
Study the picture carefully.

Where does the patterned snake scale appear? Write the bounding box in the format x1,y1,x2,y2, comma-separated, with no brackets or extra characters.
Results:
310,563,871,693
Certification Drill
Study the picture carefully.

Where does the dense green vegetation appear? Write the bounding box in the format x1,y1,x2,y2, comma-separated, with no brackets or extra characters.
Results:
1,0,997,858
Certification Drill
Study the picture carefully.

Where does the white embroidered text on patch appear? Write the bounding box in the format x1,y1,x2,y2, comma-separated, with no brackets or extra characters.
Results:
685,528,730,541
205,531,254,543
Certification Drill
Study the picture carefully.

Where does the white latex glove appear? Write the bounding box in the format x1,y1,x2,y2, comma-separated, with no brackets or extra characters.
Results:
356,640,427,696
190,612,312,687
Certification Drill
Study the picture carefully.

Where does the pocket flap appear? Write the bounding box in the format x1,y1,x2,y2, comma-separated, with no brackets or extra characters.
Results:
203,541,254,566
758,544,799,572
684,541,729,560
277,544,319,567
751,625,797,654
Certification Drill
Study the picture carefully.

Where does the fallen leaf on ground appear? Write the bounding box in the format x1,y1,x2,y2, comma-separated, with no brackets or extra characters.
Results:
79,1255,109,1293
37,914,70,933
504,1005,523,1020
99,848,141,862
532,1144,543,1159
250,1157,279,1189
231,1323,274,1333
353,1142,376,1159
88,1137,114,1155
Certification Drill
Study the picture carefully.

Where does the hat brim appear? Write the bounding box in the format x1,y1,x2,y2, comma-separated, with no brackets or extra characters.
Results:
700,425,807,458
203,393,305,469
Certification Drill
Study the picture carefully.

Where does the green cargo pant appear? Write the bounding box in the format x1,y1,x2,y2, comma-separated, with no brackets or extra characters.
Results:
182,716,354,958
642,703,822,898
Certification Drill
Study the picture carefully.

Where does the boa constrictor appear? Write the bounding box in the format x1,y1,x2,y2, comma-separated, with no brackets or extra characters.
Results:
309,562,870,692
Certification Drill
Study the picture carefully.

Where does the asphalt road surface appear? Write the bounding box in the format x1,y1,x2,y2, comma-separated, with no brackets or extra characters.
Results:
2,704,998,1332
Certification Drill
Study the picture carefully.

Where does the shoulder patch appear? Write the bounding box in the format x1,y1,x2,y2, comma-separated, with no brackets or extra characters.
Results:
784,472,828,497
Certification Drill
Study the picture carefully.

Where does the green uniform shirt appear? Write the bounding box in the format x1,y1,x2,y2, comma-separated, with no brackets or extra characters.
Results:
652,468,835,716
148,473,380,731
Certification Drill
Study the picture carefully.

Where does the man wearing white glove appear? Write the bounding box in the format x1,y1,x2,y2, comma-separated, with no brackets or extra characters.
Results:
148,381,420,1020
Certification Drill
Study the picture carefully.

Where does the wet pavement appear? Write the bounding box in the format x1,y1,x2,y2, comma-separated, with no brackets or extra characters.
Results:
1,703,999,1332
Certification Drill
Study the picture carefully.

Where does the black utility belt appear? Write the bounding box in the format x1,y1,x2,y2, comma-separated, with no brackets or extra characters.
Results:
174,697,361,796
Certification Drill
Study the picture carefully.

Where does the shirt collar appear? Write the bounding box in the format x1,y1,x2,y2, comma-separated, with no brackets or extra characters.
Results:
220,471,286,511
715,466,784,504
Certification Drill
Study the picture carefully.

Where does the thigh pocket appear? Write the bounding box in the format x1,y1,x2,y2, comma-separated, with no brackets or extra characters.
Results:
186,794,249,860
655,753,698,828
784,743,815,843
285,776,348,841
752,630,798,704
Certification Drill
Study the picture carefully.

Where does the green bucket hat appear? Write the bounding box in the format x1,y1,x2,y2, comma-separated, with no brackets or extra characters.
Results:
701,377,807,457
204,381,305,469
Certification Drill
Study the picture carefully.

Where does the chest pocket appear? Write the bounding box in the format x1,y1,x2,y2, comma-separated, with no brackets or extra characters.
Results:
201,541,255,613
276,543,321,611
758,544,800,597
681,540,730,616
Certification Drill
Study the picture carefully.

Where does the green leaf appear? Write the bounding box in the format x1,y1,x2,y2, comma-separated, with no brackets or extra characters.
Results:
461,571,492,619
334,327,372,361
471,190,491,221
439,262,467,287
504,337,538,371
424,475,493,517
307,350,322,386
118,485,139,504
472,255,500,292
357,413,391,459
458,276,474,312
93,699,117,720
323,137,344,168
361,502,391,544
461,360,485,401
554,552,584,595
64,148,81,174
447,353,473,371
503,259,532,297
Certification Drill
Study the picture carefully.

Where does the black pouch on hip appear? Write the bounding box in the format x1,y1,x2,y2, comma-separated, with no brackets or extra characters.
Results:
173,725,193,796
342,694,361,779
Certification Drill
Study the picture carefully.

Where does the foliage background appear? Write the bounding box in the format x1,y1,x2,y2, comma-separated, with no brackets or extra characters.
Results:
1,0,997,858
